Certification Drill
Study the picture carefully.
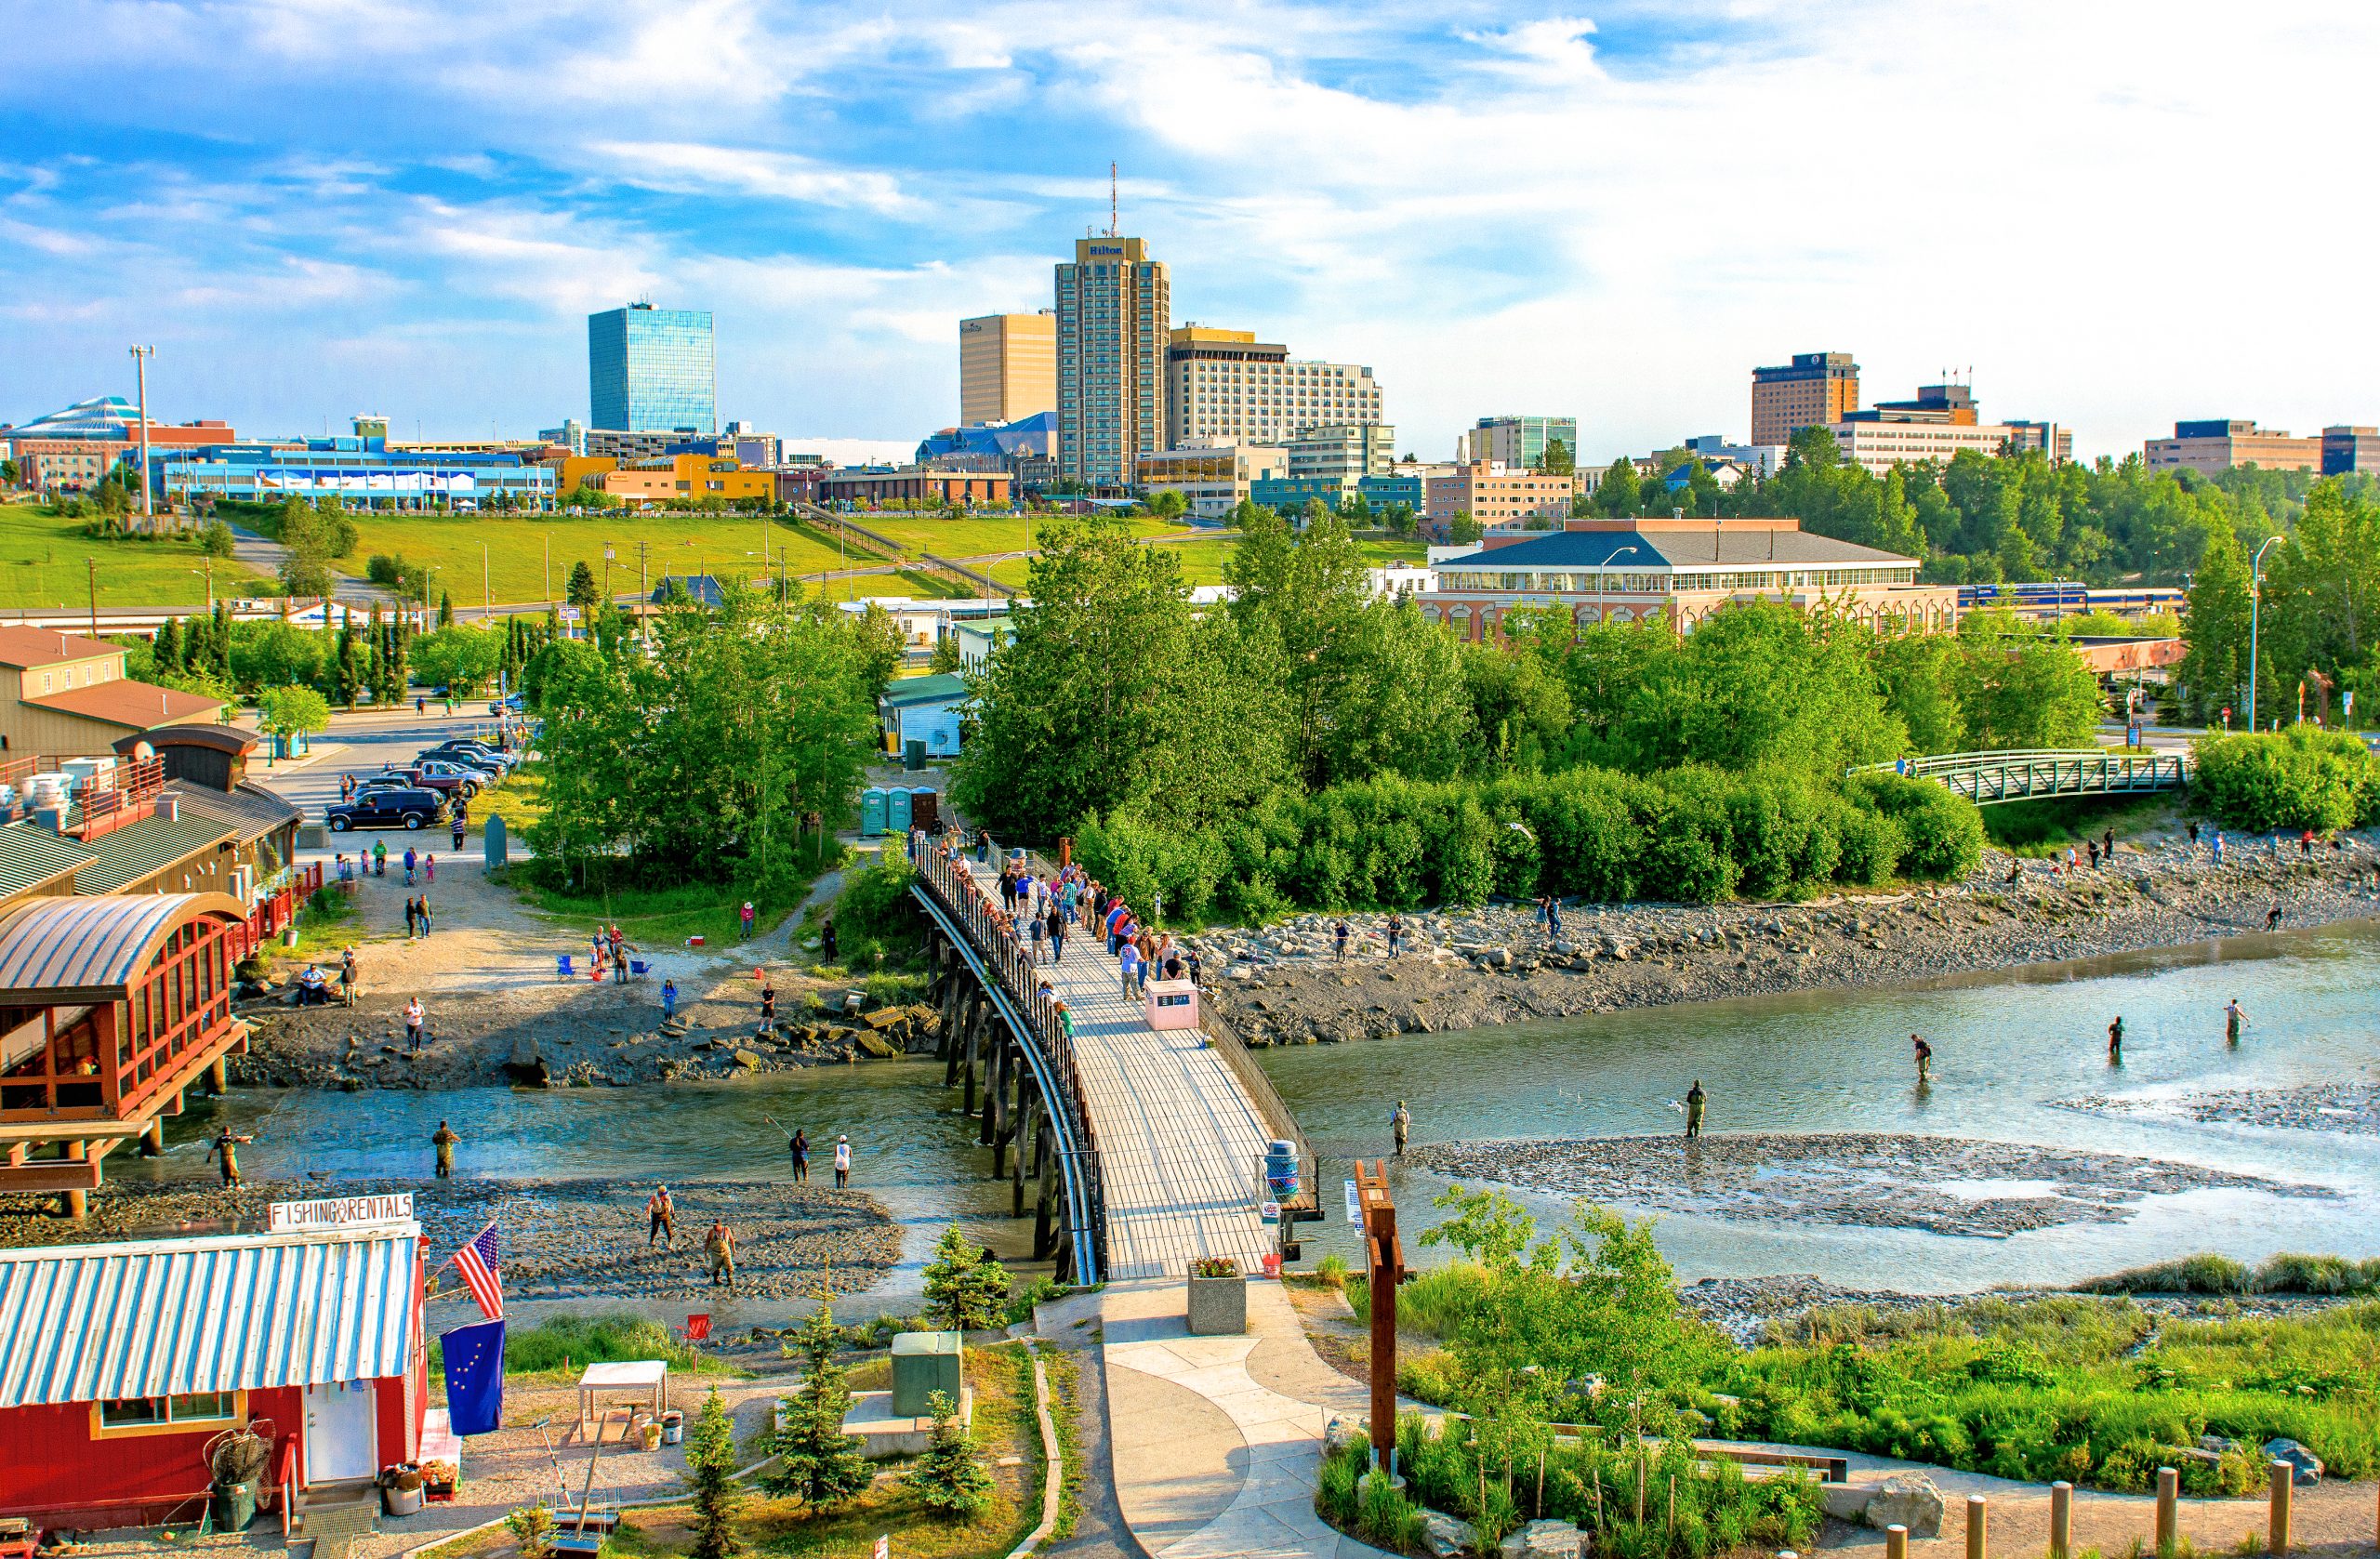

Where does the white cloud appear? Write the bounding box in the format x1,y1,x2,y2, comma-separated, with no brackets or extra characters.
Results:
587,142,921,217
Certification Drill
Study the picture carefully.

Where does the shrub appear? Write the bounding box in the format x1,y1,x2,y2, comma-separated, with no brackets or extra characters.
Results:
904,1389,993,1517
2192,728,2378,832
834,852,920,955
921,1224,1011,1330
505,1507,557,1559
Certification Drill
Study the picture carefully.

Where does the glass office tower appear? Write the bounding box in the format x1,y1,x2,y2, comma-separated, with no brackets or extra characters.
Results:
588,303,716,433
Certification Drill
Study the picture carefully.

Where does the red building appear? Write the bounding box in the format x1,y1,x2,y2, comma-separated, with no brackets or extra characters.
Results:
0,1212,426,1529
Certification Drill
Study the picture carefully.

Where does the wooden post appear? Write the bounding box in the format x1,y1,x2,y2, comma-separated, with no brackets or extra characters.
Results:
1355,1159,1404,1473
140,1118,164,1156
1885,1525,1908,1559
2049,1482,2071,1559
961,1003,983,1116
983,1041,1006,1156
2155,1467,2177,1555
64,1188,86,1220
209,1055,230,1093
1965,1494,1986,1559
2269,1460,2293,1555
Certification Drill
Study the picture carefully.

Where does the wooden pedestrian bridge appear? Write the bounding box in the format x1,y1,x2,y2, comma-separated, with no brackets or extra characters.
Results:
1859,748,2189,806
906,838,1318,1284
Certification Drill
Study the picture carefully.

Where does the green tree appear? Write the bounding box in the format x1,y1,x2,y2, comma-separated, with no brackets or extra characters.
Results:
566,560,599,609
921,1224,1011,1331
411,625,503,695
928,632,963,675
763,1307,873,1510
199,520,234,559
258,684,331,744
1448,509,1484,544
903,1390,993,1517
438,589,455,628
681,1387,744,1559
1540,438,1575,476
1146,487,1188,521
1954,612,2107,748
1593,459,1642,518
2180,520,2256,725
228,620,326,694
153,616,183,674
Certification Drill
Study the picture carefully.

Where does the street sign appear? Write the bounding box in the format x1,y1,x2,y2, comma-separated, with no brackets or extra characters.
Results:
874,1538,890,1559
269,1193,415,1233
1343,1178,1360,1224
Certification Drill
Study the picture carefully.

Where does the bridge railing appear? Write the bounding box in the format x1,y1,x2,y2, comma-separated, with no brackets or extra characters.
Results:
910,837,1109,1280
1855,748,2188,805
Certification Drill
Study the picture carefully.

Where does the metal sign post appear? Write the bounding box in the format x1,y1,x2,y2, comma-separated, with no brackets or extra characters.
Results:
1353,1159,1406,1473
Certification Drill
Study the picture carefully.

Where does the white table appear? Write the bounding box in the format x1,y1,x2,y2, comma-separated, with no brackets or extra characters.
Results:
575,1361,668,1430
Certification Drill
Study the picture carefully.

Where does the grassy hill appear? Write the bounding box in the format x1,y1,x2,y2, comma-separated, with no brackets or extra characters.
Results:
0,503,273,610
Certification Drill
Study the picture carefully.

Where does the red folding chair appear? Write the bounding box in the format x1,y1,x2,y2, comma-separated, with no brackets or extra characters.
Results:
677,1314,712,1346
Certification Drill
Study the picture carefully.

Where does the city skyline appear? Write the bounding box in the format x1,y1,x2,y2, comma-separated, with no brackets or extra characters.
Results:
3,1,2376,462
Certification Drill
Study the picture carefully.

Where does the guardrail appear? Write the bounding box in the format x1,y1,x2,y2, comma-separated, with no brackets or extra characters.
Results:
796,505,1018,599
1858,748,2189,806
909,840,1107,1281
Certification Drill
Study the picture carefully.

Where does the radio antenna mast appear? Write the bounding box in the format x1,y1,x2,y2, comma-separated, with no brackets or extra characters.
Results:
1109,162,1119,237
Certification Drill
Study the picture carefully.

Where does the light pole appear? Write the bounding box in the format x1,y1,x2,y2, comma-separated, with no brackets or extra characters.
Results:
483,541,490,614
2248,535,2281,733
128,346,155,522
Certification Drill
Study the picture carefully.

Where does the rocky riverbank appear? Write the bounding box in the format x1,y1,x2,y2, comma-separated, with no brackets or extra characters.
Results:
1677,1273,2372,1347
1192,835,2380,1046
1406,1130,2331,1239
2060,1078,2380,1136
231,980,943,1092
0,1175,902,1301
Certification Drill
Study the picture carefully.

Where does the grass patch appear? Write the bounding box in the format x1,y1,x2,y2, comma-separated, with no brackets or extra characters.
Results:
470,761,549,840
509,846,843,947
339,512,854,607
1983,791,2178,855
620,1347,1038,1559
2082,1251,2380,1297
847,514,1190,560
279,884,363,960
1040,1348,1082,1542
425,1312,746,1387
0,502,275,608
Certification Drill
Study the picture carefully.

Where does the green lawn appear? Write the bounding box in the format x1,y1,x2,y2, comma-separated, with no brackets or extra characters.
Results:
340,512,858,607
849,513,1193,560
0,503,274,608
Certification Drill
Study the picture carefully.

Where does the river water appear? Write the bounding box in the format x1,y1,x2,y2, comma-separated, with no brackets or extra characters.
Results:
132,921,2380,1306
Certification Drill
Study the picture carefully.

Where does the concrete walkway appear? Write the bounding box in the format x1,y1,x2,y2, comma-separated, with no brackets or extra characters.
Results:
1098,1277,1387,1559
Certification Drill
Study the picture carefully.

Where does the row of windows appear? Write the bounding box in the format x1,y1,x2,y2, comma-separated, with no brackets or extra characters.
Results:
1437,566,1921,593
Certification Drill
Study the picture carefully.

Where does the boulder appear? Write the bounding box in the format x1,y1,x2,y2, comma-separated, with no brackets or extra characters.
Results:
853,1032,902,1059
732,1048,765,1070
1422,1510,1475,1559
1322,1414,1364,1455
1503,1519,1582,1559
2265,1438,2323,1485
1863,1474,1944,1538
1821,1484,1871,1522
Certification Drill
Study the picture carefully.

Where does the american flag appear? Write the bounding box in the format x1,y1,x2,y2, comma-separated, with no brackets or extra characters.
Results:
450,1221,504,1320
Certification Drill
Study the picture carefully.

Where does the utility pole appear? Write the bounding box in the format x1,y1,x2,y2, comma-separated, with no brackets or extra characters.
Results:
602,543,615,607
483,541,490,614
544,534,551,603
86,558,99,641
128,346,155,522
2249,535,2281,733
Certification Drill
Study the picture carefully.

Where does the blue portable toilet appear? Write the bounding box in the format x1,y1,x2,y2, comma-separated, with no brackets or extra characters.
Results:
886,786,912,835
861,787,888,836
483,813,508,868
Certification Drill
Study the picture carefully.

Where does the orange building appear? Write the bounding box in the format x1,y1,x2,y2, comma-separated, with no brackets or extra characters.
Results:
550,454,774,506
1751,351,1860,447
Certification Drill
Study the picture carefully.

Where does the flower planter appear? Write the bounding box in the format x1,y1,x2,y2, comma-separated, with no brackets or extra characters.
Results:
1186,1267,1248,1335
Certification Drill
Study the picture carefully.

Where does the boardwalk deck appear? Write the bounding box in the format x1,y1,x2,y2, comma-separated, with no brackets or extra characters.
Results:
963,862,1276,1281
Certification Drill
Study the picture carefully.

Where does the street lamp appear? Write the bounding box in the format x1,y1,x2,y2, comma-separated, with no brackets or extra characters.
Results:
2248,535,2281,733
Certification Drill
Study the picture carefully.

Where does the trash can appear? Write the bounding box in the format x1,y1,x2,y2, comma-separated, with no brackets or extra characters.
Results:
213,1479,258,1531
661,1410,684,1445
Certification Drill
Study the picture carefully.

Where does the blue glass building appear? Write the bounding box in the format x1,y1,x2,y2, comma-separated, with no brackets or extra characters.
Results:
588,304,716,434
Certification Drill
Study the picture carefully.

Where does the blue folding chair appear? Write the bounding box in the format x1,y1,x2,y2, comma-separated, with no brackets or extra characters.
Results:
556,954,575,980
629,959,651,981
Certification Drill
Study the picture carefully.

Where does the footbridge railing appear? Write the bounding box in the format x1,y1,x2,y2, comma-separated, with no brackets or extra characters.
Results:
908,842,1107,1282
1858,748,2189,805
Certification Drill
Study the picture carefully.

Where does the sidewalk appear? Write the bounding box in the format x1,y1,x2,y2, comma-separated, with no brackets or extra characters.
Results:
1097,1277,1385,1559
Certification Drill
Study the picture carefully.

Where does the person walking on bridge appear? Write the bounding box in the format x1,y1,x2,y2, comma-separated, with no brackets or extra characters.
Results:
1685,1080,1706,1139
1047,905,1066,963
431,1120,459,1178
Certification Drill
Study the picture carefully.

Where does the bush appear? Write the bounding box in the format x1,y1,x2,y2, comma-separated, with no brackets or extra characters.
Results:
499,1312,706,1374
921,1224,1011,1330
903,1389,994,1517
834,852,920,955
2192,728,2378,833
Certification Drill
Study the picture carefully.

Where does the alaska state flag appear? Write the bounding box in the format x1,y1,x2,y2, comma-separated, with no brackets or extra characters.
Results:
442,1318,507,1435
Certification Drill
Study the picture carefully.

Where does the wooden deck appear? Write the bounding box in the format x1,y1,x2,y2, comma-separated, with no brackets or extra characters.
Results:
964,863,1277,1281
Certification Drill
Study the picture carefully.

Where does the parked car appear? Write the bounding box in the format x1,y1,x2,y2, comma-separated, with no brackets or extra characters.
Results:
421,739,518,772
416,746,507,779
489,694,525,714
377,760,486,799
325,787,449,832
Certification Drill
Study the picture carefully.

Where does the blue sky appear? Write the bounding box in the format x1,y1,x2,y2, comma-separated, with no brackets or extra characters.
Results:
3,0,2375,462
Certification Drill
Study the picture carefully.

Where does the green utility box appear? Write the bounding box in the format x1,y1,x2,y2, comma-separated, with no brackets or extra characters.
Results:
891,1331,964,1418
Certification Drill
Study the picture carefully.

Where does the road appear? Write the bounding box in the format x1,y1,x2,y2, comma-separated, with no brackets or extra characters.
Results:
247,706,514,819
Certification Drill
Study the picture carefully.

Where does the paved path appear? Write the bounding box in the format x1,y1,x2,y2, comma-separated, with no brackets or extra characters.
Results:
962,860,1276,1281
1100,1278,1385,1559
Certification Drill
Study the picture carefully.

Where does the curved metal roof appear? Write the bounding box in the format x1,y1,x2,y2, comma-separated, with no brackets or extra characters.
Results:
0,892,246,1002
0,1225,419,1407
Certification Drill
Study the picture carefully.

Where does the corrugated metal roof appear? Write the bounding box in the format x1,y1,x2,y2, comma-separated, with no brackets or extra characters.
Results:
68,813,235,895
879,673,969,708
0,892,246,999
0,824,96,901
171,782,301,845
0,1226,419,1407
